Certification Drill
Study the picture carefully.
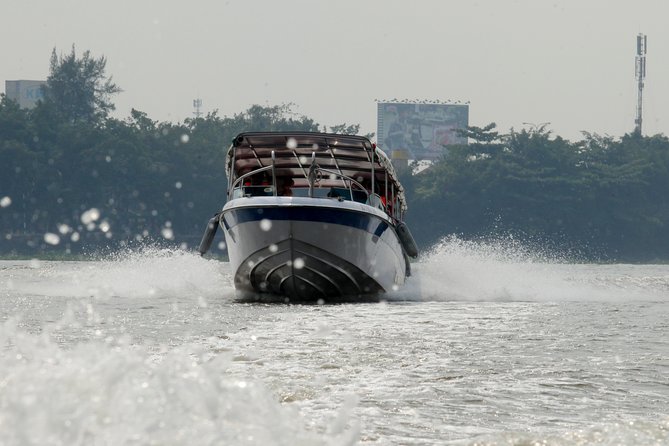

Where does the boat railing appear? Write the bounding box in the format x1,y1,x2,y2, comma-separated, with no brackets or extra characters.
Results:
228,155,387,212
308,166,369,203
229,165,276,199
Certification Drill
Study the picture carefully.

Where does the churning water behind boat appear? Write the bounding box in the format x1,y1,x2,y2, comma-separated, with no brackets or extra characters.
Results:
0,241,668,445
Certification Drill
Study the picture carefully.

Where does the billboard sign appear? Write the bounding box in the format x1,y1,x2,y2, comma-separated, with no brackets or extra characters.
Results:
377,102,469,160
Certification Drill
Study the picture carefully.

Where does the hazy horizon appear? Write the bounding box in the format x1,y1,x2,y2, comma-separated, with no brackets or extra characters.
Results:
2,0,668,141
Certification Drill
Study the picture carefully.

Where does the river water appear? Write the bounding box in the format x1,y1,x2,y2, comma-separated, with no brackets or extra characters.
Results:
0,238,668,445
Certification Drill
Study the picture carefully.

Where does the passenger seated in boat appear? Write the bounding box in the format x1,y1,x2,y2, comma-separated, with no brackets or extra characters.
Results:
373,182,388,208
277,177,294,196
244,172,274,196
327,187,352,201
259,173,271,186
327,188,341,198
326,187,367,202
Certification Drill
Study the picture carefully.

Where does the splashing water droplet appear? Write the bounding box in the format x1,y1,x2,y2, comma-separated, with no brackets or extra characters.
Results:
175,181,182,189
294,258,305,269
44,233,60,245
99,221,111,233
180,134,190,143
0,196,11,208
70,232,80,242
161,227,174,240
299,156,308,164
269,244,278,253
57,224,71,235
81,208,100,224
217,241,226,250
259,219,272,231
286,137,297,149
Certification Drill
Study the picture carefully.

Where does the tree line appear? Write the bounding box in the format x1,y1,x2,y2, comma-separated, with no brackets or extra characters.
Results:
0,47,362,256
1,47,668,261
406,124,669,261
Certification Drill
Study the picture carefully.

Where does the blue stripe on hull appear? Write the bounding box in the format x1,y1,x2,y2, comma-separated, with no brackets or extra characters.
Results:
222,206,389,238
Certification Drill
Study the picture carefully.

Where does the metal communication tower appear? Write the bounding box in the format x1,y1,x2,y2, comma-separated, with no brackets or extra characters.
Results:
634,34,647,134
193,98,203,119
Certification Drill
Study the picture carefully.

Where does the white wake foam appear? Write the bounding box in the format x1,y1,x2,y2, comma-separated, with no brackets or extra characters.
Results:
4,247,235,300
0,317,357,445
390,236,669,302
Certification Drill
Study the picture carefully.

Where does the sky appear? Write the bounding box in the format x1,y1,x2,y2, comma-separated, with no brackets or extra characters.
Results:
2,0,668,141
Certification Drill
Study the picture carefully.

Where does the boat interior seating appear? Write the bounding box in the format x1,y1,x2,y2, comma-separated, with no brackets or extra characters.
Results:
243,185,275,197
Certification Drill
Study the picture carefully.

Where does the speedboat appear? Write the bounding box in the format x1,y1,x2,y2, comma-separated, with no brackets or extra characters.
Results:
198,132,418,302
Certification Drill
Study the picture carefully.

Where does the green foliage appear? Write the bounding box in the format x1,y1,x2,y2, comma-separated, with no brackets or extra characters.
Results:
328,123,374,140
456,122,501,143
409,124,669,261
0,94,31,141
1,64,361,254
40,46,121,124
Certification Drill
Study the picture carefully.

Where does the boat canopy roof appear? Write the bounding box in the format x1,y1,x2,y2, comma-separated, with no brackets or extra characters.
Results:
226,132,407,211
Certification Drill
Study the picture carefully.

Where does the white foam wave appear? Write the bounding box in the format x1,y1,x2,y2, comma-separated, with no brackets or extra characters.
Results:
4,247,235,300
390,236,669,302
0,318,357,445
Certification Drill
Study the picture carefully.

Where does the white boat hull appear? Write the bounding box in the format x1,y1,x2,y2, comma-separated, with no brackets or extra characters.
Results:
221,197,406,301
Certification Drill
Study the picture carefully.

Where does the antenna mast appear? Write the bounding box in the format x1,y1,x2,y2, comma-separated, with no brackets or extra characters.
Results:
634,34,647,135
193,98,203,119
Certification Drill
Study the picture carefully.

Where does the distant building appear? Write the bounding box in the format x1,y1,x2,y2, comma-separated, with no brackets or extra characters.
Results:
4,80,46,109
